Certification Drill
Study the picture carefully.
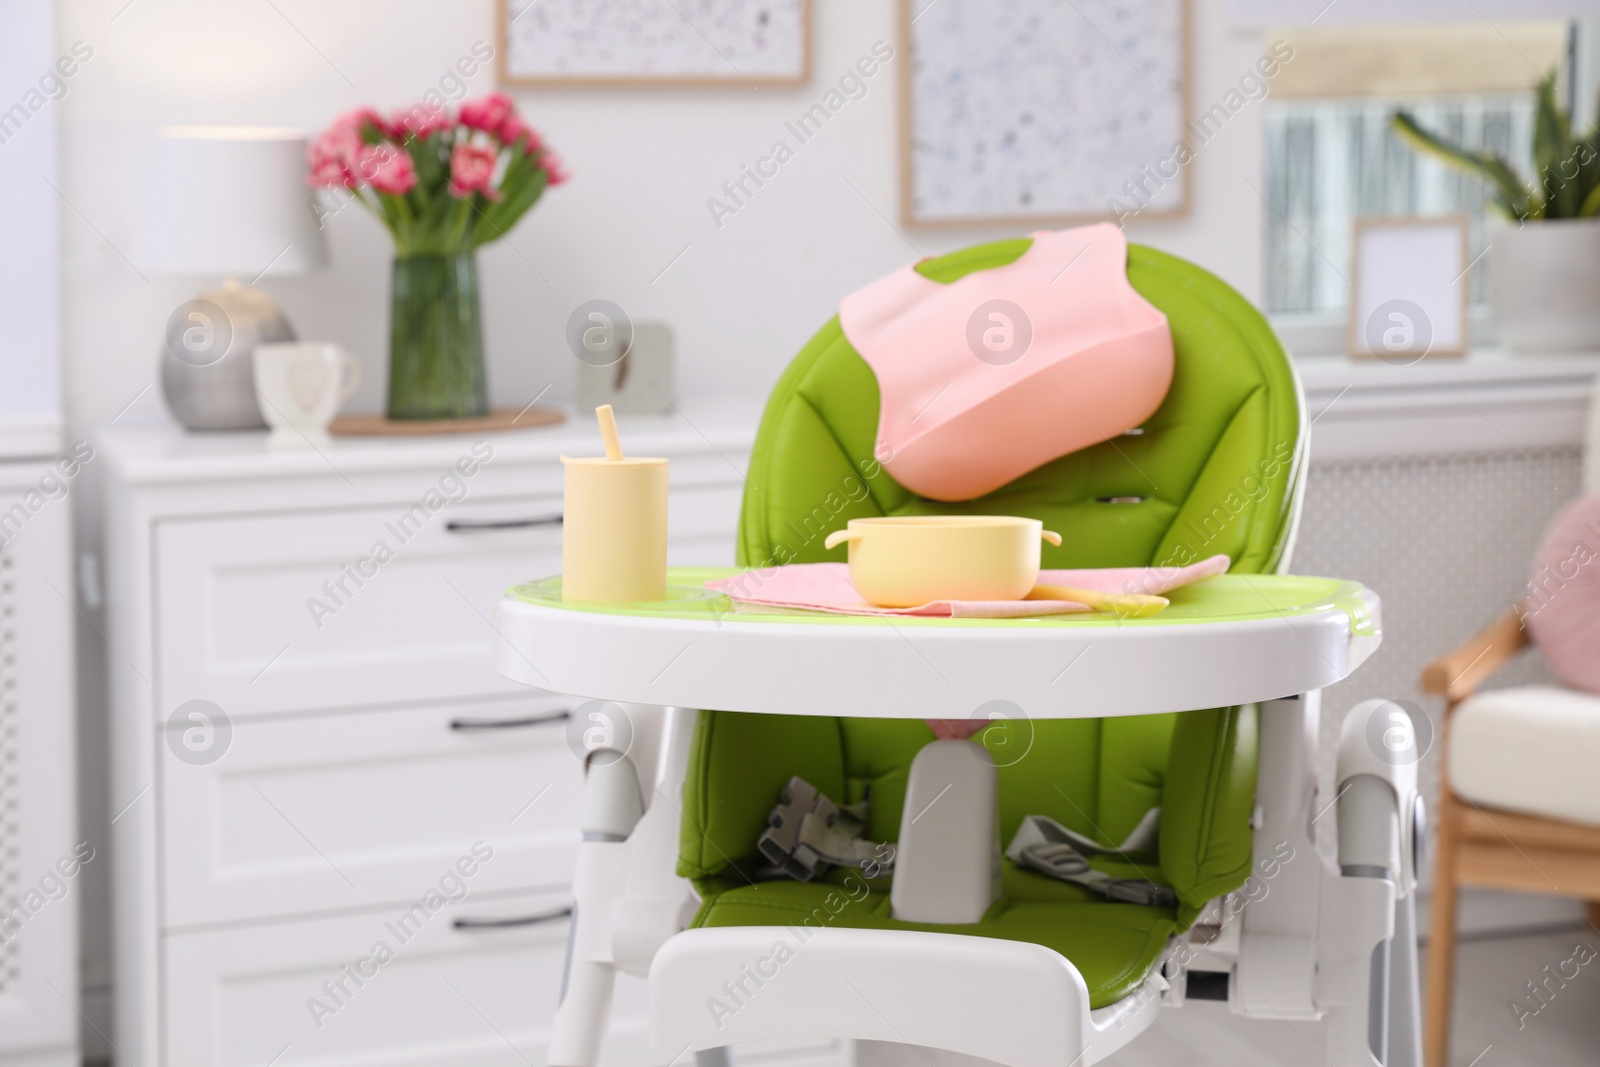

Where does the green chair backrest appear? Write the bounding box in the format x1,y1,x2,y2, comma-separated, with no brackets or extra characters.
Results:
679,239,1301,920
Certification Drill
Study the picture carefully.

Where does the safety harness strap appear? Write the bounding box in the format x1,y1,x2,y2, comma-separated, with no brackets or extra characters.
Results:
758,779,1174,909
757,776,894,881
1005,811,1177,908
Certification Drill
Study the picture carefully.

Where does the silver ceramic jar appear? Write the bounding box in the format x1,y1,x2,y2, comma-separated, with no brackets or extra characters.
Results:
160,281,294,430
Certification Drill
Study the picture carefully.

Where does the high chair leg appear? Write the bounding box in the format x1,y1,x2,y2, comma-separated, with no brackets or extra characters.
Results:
695,1047,734,1067
854,1040,1006,1067
550,749,645,1067
555,706,698,1067
1324,773,1401,1067
550,958,620,1067
1323,701,1425,1067
1388,890,1423,1067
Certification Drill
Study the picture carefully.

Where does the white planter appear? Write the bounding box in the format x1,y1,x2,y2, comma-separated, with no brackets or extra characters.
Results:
1490,217,1600,352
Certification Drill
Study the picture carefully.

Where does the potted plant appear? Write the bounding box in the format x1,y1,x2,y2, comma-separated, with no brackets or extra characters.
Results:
1393,76,1600,352
309,94,565,419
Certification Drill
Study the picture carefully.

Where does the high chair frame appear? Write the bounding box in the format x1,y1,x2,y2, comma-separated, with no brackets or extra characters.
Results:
526,698,1422,1066
495,589,1423,1067
499,233,1421,1066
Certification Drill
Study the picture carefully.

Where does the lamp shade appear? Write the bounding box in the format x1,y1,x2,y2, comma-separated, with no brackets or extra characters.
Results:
133,126,327,276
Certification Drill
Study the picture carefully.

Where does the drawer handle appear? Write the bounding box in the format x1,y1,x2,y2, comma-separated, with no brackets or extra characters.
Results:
453,905,573,930
445,514,563,532
450,709,571,731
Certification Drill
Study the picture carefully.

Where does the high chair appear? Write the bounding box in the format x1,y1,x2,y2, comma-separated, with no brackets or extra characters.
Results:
497,239,1421,1066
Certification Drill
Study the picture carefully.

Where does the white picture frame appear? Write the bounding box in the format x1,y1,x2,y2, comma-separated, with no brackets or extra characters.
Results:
499,0,810,87
900,0,1190,227
1348,216,1469,361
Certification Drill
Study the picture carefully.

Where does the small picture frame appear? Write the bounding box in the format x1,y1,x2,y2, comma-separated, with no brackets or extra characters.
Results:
499,0,810,88
1348,216,1470,362
576,321,678,415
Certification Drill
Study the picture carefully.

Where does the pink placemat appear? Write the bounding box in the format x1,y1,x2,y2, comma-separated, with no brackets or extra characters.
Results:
705,555,1231,619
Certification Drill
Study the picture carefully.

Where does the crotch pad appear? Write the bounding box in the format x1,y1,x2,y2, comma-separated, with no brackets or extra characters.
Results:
839,224,1174,502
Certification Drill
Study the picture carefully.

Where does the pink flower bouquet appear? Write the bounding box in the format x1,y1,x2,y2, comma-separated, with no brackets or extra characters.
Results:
308,93,564,255
306,94,565,420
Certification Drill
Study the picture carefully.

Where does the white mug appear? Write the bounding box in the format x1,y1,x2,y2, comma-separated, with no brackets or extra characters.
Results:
253,342,361,447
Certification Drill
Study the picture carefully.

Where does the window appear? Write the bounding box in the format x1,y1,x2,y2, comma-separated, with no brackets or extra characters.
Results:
1261,22,1569,322
1265,96,1531,313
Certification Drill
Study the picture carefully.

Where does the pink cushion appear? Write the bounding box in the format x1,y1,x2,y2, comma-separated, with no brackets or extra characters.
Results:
1524,493,1600,693
839,224,1174,503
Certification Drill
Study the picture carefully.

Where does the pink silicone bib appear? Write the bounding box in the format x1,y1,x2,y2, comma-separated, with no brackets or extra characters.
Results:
839,224,1174,501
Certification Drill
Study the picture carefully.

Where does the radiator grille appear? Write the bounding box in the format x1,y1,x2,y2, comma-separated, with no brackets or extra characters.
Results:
0,550,17,993
1292,448,1582,863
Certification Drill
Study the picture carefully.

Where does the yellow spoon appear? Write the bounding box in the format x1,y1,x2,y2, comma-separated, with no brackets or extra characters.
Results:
1027,584,1169,618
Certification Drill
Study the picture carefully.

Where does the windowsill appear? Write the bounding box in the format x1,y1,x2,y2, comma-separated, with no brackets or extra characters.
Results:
1271,307,1501,359
1296,348,1600,395
1266,307,1598,459
1293,347,1599,462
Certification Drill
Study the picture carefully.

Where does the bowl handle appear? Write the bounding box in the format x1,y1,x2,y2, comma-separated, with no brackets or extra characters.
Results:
823,529,861,550
1041,530,1062,546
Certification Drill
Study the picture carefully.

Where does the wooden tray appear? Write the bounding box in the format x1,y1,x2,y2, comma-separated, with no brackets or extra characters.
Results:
329,407,566,437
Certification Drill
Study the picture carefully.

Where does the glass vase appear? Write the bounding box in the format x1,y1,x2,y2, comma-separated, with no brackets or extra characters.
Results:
387,253,488,420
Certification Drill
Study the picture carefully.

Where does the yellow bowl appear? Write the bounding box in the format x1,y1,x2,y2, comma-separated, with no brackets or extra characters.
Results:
823,516,1062,608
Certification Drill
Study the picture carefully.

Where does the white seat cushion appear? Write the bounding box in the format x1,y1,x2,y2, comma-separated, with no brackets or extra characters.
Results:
1449,685,1600,826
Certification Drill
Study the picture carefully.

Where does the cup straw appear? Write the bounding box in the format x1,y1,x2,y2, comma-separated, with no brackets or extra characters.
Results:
596,404,623,461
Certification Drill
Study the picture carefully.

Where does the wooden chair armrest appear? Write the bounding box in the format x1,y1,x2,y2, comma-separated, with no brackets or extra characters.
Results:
1420,607,1529,704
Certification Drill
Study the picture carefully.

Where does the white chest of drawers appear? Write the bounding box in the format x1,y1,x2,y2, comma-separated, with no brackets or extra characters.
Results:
99,408,772,1067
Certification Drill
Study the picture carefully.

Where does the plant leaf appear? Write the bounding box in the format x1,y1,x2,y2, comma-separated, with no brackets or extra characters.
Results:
472,168,548,250
1390,111,1531,219
1534,74,1580,218
1579,182,1600,217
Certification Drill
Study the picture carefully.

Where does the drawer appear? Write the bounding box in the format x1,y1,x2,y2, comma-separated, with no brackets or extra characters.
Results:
155,487,740,717
161,697,585,927
163,888,664,1067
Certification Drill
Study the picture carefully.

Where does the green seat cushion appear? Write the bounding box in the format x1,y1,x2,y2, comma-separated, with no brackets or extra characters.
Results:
691,865,1176,1009
679,703,1258,924
679,237,1293,1008
679,710,1171,882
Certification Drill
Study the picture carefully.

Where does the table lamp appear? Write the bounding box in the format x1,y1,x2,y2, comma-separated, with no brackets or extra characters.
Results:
133,126,327,430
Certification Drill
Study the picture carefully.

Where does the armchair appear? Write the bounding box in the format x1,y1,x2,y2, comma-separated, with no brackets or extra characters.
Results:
1420,607,1600,1067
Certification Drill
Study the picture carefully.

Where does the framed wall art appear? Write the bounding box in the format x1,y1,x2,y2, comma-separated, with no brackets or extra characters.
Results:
900,0,1190,226
500,0,810,87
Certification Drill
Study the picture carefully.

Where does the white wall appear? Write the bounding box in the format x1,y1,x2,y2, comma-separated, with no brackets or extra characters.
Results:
58,0,1267,427
55,0,1270,1049
0,0,60,437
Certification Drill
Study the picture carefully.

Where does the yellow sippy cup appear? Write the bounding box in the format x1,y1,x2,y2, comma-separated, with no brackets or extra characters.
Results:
561,405,668,602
